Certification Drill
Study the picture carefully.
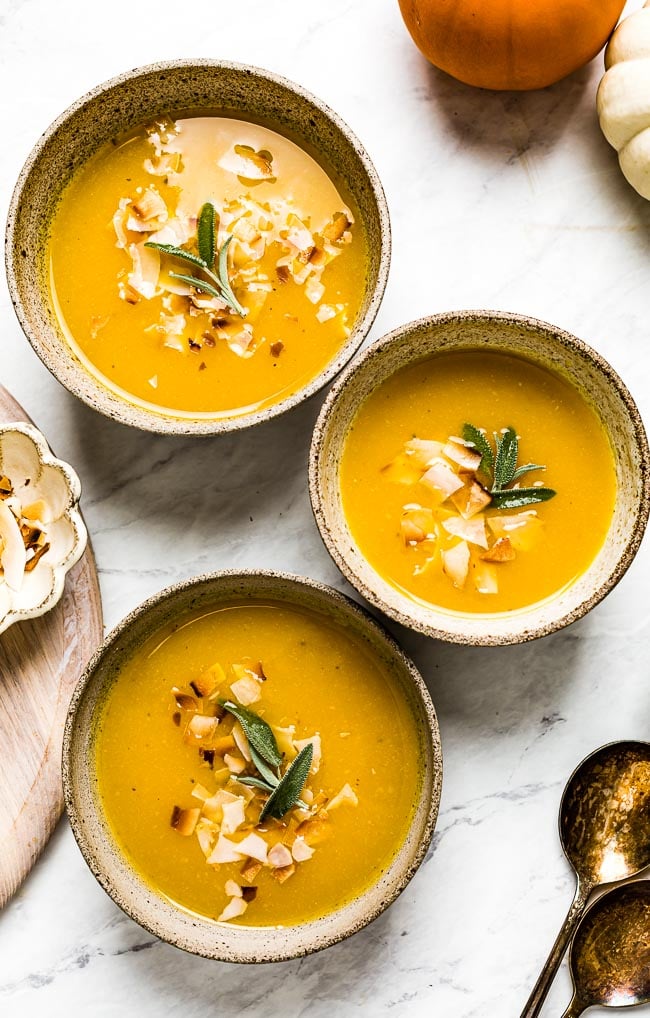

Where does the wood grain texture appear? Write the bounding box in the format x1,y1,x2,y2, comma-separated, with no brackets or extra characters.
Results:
0,385,103,908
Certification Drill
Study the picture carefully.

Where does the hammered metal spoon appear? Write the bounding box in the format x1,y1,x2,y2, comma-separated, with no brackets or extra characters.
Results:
561,880,650,1017
521,740,650,1017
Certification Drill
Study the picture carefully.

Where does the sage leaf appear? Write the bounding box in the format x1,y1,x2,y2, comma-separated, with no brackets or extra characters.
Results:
238,775,275,793
489,487,556,509
168,272,225,302
144,242,208,271
493,427,518,490
462,423,493,475
512,463,544,482
220,700,282,768
197,201,217,268
249,744,280,787
260,743,313,821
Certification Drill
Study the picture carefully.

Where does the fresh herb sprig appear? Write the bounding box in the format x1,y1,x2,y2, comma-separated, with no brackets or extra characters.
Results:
220,700,311,818
145,200,246,317
462,424,556,509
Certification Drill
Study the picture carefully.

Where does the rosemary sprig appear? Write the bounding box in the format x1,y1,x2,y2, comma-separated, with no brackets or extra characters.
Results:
145,201,246,317
463,423,556,509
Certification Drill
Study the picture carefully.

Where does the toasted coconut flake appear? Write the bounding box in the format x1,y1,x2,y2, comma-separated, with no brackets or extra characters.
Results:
224,752,247,775
228,779,256,804
268,842,293,869
473,561,499,595
144,150,183,177
304,276,325,305
451,478,493,519
241,886,258,903
482,536,516,562
127,241,161,299
400,504,436,545
25,542,50,573
271,863,296,884
323,212,352,242
170,805,200,836
293,734,321,774
193,663,226,698
270,340,284,357
420,460,465,500
316,303,337,323
231,721,252,762
230,674,262,706
0,502,26,591
89,315,110,340
235,832,268,864
221,798,247,835
191,783,212,802
272,724,297,760
217,896,248,922
441,541,470,589
127,187,168,230
443,439,482,471
240,858,263,882
405,438,445,469
488,511,541,552
442,516,488,549
219,144,276,182
207,834,246,865
225,879,243,898
327,783,359,810
186,715,220,742
292,835,315,862
172,687,197,711
196,821,217,857
296,816,331,846
202,788,239,822
381,452,423,486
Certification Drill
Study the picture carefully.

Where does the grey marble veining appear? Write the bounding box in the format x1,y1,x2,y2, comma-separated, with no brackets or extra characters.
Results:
2,0,650,1014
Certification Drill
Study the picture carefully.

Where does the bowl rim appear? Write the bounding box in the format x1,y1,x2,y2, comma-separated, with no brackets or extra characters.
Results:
5,58,391,437
308,308,650,646
62,568,442,962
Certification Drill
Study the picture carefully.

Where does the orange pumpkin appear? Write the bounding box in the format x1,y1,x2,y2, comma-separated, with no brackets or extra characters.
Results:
398,0,626,91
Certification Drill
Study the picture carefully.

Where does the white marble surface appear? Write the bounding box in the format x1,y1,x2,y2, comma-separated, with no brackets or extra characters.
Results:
1,1,650,1014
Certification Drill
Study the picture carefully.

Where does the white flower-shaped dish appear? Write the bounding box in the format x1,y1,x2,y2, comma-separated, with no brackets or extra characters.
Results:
0,423,87,635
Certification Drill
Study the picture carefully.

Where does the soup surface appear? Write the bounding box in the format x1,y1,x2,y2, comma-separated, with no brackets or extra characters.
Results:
49,116,367,418
340,350,617,614
95,601,423,926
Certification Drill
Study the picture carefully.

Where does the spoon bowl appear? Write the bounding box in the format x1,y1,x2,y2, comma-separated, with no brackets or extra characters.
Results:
521,740,650,1017
562,880,650,1017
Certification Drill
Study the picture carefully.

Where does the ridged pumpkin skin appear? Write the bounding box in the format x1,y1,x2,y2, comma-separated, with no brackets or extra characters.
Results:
398,0,626,91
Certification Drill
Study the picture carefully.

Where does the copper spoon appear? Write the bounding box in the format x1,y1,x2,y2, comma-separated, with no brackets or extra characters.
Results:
521,740,650,1017
561,880,650,1017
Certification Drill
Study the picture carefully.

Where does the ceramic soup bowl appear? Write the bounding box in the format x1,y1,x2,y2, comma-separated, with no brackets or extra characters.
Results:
6,60,390,436
63,570,441,962
309,311,650,646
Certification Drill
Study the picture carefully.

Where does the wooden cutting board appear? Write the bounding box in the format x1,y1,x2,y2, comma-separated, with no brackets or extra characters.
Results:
0,386,103,908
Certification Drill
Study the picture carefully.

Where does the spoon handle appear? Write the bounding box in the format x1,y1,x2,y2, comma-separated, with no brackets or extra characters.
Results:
559,996,585,1018
520,881,591,1018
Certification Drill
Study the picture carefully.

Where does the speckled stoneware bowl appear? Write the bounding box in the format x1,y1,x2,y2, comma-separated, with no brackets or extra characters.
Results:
309,310,650,646
6,60,390,436
63,570,441,962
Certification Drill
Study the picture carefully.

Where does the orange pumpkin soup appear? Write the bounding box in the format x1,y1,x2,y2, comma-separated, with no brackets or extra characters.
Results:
48,116,367,419
340,350,617,614
94,602,423,926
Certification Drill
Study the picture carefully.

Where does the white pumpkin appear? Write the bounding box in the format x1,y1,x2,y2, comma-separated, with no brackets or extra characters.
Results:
598,1,650,199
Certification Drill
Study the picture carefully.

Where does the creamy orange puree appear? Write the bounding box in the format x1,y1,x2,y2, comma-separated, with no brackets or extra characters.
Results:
49,116,367,418
340,350,617,614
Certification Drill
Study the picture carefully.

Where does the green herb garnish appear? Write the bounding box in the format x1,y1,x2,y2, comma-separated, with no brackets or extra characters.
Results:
220,700,282,769
145,201,246,317
259,743,313,821
221,699,311,817
463,424,556,509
